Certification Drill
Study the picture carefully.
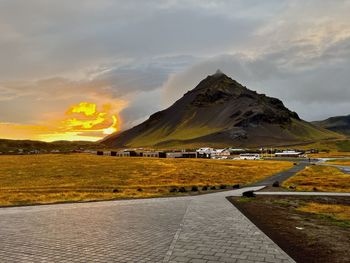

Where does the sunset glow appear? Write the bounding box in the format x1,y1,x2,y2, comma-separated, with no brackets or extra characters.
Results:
0,102,122,142
103,115,118,135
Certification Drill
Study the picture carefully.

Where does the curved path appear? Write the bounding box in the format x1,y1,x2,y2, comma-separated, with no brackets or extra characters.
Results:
317,158,350,174
0,187,294,263
252,162,309,187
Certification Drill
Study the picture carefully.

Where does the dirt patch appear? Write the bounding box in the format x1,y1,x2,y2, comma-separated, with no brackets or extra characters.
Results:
256,185,290,192
229,195,350,263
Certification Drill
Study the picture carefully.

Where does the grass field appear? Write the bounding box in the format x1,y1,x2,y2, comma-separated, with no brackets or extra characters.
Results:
283,165,350,192
297,202,350,222
0,154,292,206
326,159,350,166
309,152,350,158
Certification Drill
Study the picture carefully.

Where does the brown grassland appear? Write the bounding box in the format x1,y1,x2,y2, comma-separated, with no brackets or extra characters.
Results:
297,202,350,221
326,159,350,166
0,154,292,206
309,152,350,158
283,165,350,192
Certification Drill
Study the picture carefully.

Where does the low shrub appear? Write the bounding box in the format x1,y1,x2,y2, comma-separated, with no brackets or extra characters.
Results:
112,189,119,193
220,184,227,189
272,181,280,187
210,186,216,190
178,187,187,193
242,191,256,198
169,187,178,193
137,188,143,192
232,184,240,189
191,186,199,192
202,186,208,191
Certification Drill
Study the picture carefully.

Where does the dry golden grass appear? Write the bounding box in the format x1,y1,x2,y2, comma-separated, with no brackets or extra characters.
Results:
283,165,350,192
297,202,350,221
309,152,350,158
325,159,350,166
0,154,292,206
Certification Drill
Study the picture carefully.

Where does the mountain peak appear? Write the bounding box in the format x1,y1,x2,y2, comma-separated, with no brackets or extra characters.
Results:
191,71,244,97
213,69,224,76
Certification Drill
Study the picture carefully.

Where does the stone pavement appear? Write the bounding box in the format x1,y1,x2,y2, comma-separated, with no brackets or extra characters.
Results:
0,187,294,263
255,191,350,197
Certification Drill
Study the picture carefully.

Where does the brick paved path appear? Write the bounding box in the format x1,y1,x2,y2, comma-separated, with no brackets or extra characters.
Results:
256,191,350,197
0,187,294,263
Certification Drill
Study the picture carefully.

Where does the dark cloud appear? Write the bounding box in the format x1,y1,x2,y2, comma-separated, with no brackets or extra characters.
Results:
163,35,350,122
0,0,350,135
0,1,263,80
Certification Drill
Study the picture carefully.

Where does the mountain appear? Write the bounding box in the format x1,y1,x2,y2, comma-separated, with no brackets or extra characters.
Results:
102,71,340,148
313,115,350,135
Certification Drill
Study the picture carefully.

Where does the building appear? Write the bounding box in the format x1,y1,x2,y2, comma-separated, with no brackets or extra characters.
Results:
275,151,303,158
196,147,214,158
165,151,197,158
239,153,261,160
117,151,131,157
142,151,165,158
181,152,197,158
111,150,138,157
212,149,230,157
227,148,248,154
166,152,183,158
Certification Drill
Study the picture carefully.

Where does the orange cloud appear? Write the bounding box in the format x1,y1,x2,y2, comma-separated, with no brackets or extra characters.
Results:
0,101,123,142
66,102,97,116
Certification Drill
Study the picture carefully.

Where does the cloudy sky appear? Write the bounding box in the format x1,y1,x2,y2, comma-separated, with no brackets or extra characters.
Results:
1,0,350,141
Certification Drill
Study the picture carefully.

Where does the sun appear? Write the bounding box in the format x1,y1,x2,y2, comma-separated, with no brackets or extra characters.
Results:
103,115,118,135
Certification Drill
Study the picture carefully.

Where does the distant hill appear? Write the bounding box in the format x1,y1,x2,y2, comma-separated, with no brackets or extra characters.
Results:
0,139,100,154
102,71,340,148
313,115,350,135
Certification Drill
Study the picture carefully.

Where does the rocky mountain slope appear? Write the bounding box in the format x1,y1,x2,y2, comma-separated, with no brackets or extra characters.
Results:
103,71,340,148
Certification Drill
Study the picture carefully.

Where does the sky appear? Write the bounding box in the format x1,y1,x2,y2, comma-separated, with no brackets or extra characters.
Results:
1,0,350,141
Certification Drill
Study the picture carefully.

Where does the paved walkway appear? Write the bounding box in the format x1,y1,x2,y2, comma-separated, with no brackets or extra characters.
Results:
251,162,309,187
255,191,350,197
0,187,294,263
317,158,350,174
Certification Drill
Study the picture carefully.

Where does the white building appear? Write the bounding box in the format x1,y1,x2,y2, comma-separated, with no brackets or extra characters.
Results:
196,147,215,158
212,149,231,158
275,151,303,158
239,153,261,160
